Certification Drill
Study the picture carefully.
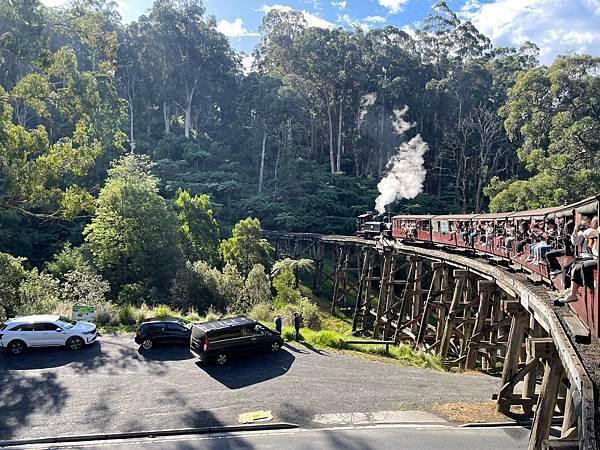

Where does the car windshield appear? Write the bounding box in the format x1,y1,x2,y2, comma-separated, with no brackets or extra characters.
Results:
57,316,76,329
0,323,5,331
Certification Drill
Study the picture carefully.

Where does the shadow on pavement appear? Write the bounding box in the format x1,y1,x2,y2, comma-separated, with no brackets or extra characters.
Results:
0,370,68,439
198,349,295,389
137,344,194,361
299,341,329,356
284,343,310,354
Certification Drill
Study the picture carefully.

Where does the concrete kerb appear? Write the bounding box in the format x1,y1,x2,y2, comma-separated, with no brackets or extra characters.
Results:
0,423,299,448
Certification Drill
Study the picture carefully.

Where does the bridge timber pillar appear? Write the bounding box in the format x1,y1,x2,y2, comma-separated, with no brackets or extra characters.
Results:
528,338,564,450
311,242,325,294
497,299,528,414
352,247,379,333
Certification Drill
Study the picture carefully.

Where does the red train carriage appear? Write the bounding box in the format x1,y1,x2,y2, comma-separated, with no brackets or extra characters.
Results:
391,215,433,241
471,213,512,257
431,214,476,248
508,206,562,279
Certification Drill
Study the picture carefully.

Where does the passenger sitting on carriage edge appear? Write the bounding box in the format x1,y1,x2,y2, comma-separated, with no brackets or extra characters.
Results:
515,222,530,255
529,219,557,264
546,219,575,277
504,223,516,250
559,216,598,304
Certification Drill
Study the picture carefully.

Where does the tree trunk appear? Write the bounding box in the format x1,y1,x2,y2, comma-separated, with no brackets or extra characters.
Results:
379,106,385,175
128,90,135,153
163,101,171,134
327,104,335,174
184,85,196,139
258,130,267,194
336,101,343,173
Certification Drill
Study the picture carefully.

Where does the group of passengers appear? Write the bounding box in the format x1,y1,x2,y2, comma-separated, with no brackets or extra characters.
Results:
453,215,598,305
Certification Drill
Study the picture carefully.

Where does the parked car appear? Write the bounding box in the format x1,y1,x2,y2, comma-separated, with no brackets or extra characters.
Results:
190,316,284,365
134,317,192,350
0,314,98,355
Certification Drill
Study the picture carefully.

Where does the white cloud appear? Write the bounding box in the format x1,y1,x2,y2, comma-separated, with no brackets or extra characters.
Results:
364,15,387,23
378,0,409,14
262,4,336,29
332,0,347,9
216,18,258,38
462,0,600,65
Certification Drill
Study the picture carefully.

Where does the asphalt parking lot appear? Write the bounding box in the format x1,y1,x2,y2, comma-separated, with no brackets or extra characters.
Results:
0,334,502,440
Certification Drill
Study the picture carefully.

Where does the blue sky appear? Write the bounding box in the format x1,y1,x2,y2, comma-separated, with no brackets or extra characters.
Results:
44,0,600,65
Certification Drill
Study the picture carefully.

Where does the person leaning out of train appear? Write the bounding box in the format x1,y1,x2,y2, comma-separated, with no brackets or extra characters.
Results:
559,216,598,304
546,219,575,277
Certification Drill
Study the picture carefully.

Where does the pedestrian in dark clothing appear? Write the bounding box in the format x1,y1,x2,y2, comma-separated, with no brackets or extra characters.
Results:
274,314,282,334
293,312,302,341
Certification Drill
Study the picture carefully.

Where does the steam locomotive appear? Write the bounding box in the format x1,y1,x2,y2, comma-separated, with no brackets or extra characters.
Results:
356,212,392,239
357,196,600,338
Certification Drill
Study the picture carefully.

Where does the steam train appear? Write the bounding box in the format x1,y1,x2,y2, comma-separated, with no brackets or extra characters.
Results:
357,196,600,338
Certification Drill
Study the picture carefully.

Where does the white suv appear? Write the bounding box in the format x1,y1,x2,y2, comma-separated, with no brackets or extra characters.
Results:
0,315,98,355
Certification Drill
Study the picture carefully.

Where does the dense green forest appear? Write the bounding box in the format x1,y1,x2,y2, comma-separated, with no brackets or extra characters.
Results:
0,0,599,317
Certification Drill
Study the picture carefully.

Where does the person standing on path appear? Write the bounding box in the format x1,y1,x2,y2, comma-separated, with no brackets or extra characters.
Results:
274,314,282,334
293,312,302,341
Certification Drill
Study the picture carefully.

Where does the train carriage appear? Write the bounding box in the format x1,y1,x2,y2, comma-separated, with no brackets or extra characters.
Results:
430,214,476,248
471,212,511,257
391,215,433,241
507,206,563,279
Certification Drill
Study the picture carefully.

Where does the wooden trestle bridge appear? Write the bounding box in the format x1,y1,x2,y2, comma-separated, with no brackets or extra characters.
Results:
264,231,599,450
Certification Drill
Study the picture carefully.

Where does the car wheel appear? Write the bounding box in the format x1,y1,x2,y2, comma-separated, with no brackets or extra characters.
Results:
8,340,26,355
271,341,281,352
141,339,153,350
215,353,228,366
66,336,84,351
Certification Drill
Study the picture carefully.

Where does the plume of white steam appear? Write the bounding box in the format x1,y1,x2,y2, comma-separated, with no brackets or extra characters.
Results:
375,135,428,214
374,105,428,213
391,105,415,136
358,93,377,127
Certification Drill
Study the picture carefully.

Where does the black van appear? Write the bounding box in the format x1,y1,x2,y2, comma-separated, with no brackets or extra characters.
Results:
190,317,283,365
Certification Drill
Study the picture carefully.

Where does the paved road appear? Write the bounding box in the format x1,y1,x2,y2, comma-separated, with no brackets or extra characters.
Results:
12,426,530,449
0,334,501,440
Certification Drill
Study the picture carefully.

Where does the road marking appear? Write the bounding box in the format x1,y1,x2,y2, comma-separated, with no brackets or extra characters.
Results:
313,410,446,425
238,410,273,424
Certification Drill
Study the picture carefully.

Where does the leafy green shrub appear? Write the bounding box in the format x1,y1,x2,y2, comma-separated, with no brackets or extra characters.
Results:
61,269,110,306
310,330,347,349
95,305,112,326
205,305,219,322
118,304,136,326
272,268,301,308
240,264,272,312
299,299,321,331
135,303,152,324
117,282,159,306
46,243,93,279
282,327,295,341
249,302,273,322
170,261,226,312
185,306,201,323
108,313,120,327
153,304,179,319
18,269,62,316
